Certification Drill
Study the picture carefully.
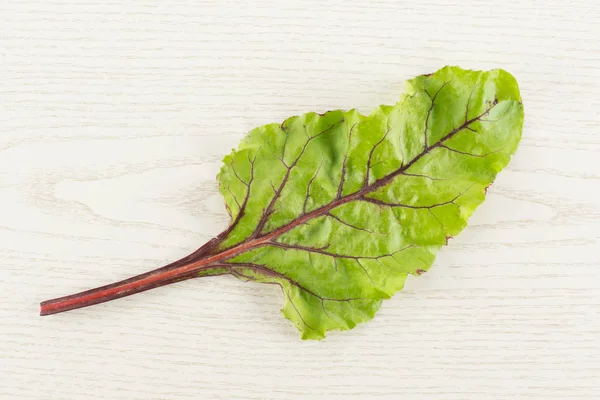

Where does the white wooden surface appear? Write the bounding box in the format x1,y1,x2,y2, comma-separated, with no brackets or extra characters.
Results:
1,1,599,399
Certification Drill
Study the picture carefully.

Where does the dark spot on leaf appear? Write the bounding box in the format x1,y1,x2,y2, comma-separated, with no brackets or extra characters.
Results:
416,269,426,275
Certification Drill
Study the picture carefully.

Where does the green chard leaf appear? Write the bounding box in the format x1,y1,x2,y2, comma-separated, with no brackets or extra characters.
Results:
40,66,524,340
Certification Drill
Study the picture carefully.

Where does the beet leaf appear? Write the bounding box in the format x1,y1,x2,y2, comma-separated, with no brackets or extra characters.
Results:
40,66,524,339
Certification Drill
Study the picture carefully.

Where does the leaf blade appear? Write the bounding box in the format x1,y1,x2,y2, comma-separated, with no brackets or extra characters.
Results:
217,66,523,339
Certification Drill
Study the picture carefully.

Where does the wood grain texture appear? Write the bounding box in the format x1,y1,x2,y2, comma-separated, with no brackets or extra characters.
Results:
1,0,599,398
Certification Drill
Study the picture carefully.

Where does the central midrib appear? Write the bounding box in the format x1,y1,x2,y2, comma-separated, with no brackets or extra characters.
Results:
39,102,498,315
179,102,497,274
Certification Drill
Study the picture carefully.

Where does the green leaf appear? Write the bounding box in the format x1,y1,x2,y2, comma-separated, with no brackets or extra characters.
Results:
216,66,523,339
40,66,523,340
